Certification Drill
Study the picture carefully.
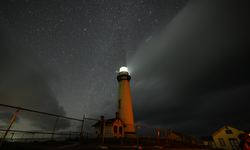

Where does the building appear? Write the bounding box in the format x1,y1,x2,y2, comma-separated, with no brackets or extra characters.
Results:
92,113,125,138
92,66,136,138
201,125,244,149
116,66,136,137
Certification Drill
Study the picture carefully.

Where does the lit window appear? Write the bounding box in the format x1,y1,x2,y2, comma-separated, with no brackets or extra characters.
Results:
114,126,117,133
219,138,226,146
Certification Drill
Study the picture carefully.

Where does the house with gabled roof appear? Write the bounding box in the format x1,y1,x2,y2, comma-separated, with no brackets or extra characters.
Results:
92,112,126,138
201,125,244,150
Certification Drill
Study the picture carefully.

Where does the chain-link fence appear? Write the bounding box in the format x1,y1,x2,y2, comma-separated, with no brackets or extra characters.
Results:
0,104,93,149
0,103,200,149
83,118,200,149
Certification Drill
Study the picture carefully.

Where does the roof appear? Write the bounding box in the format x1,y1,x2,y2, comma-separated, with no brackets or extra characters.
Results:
212,125,243,137
92,117,126,127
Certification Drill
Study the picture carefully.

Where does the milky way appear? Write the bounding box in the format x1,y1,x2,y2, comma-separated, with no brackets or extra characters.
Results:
0,0,186,119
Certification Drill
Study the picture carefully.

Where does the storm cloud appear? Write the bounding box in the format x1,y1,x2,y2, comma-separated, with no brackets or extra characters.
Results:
0,21,70,131
128,0,250,137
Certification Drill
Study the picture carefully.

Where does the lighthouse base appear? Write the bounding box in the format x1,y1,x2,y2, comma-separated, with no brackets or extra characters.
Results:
124,132,137,138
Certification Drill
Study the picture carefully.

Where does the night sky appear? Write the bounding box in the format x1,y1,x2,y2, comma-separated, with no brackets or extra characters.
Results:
1,0,250,141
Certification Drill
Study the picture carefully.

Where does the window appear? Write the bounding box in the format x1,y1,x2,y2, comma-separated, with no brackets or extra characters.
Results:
229,138,239,149
225,130,233,134
114,126,117,133
119,127,122,134
219,138,226,146
119,100,121,108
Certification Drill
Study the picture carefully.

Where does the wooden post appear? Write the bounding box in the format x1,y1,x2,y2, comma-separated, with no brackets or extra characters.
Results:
196,137,199,145
165,131,168,145
157,130,160,146
102,120,106,146
48,116,59,149
78,115,85,149
136,125,139,148
171,131,173,143
0,107,20,147
121,124,124,147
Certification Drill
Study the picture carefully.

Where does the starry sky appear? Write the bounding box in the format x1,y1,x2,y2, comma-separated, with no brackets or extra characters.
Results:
1,0,250,141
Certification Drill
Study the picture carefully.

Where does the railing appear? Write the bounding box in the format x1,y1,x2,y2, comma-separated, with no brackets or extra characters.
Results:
0,103,93,149
0,103,201,149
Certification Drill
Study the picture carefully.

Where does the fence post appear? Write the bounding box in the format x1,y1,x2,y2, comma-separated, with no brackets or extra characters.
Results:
78,115,85,149
31,133,35,142
21,132,25,142
121,124,124,147
136,125,139,148
0,107,20,147
102,120,106,146
157,129,160,146
170,131,173,143
10,132,15,142
196,137,199,145
48,116,59,149
165,131,168,145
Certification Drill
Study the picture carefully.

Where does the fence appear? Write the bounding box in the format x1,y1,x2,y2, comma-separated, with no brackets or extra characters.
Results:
0,103,200,149
87,117,200,149
0,103,94,150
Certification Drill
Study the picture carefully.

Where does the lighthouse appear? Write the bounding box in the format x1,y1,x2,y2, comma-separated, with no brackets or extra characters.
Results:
117,66,136,137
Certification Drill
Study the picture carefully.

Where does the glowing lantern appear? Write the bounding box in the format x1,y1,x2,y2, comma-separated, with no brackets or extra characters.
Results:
119,66,128,73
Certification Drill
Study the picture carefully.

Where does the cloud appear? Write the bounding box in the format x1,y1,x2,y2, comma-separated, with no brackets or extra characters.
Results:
0,20,70,131
128,0,250,137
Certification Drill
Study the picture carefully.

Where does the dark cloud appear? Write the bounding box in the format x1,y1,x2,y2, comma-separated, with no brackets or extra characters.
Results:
128,0,250,138
1,0,249,142
0,20,70,130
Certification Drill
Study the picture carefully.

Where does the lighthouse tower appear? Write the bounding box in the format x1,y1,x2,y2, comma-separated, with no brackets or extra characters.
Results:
117,66,135,137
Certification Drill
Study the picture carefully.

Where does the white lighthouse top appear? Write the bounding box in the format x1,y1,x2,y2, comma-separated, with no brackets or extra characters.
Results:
119,66,128,72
